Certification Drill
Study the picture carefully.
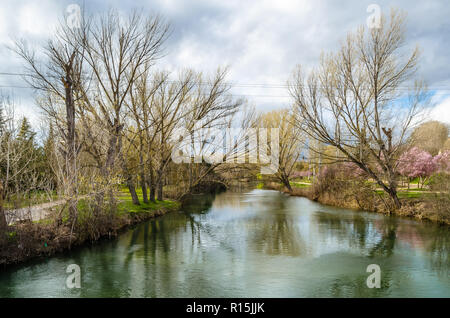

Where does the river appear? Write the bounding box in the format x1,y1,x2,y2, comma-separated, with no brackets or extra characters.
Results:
0,189,449,297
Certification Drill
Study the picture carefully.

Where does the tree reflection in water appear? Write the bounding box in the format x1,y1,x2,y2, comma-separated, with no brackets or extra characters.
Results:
0,189,448,297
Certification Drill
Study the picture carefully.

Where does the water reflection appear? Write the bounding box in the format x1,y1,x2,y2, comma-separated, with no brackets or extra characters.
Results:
0,189,448,297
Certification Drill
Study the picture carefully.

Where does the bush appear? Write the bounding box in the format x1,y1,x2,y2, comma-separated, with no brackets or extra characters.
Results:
428,173,450,192
426,173,450,219
311,164,379,211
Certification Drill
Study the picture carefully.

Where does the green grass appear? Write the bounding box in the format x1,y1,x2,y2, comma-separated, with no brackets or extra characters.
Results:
290,181,312,188
33,218,55,225
397,191,435,199
116,188,179,214
374,189,435,199
399,187,429,192
44,187,179,225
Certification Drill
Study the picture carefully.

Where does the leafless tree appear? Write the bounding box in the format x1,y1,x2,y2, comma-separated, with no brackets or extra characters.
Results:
72,10,170,208
261,109,303,191
125,67,245,202
13,19,85,224
289,9,429,208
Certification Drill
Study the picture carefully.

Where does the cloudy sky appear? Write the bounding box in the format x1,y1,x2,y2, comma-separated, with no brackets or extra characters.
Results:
0,0,449,127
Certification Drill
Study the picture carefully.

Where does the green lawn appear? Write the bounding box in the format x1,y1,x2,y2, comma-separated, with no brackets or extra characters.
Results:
116,187,179,214
37,187,179,224
374,189,435,199
290,181,312,188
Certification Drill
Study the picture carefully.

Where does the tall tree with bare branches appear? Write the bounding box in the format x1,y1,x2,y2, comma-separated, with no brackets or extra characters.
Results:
260,109,303,191
289,9,428,209
13,19,86,226
72,10,170,208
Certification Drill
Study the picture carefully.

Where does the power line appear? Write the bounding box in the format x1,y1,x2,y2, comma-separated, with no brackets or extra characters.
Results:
0,72,450,101
1,84,449,100
1,71,450,90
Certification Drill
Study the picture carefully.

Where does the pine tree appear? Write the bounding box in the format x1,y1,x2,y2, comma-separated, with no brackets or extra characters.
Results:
17,117,35,144
44,123,55,154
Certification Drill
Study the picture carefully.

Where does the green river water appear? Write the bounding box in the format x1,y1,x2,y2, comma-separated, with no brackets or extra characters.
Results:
0,189,449,297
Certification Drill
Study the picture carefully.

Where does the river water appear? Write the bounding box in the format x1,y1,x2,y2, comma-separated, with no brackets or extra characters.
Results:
0,189,449,297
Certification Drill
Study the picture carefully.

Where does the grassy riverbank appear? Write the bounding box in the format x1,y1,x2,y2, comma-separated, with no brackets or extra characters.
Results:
0,189,180,267
262,181,450,226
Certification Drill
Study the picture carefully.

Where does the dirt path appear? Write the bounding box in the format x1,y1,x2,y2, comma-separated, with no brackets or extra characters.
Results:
5,200,66,225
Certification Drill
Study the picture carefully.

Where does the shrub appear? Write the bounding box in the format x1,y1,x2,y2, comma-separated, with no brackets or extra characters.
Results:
311,164,378,211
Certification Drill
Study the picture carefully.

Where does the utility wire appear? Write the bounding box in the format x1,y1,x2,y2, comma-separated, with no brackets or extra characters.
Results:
1,72,450,90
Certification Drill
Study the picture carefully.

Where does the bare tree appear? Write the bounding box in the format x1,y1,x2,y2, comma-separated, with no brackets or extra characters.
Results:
127,69,168,202
261,109,303,191
289,9,428,209
13,20,85,224
0,181,5,246
73,10,169,208
173,104,257,199
174,68,247,197
126,67,244,202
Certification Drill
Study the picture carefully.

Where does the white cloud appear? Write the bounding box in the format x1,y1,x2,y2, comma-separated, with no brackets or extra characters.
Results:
0,0,449,128
429,96,450,124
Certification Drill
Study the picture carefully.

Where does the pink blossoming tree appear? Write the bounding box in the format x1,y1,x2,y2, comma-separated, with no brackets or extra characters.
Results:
432,151,450,174
397,147,438,189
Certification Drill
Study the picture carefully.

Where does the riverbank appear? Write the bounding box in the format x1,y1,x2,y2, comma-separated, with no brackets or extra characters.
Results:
263,182,450,226
0,196,180,267
2,189,448,297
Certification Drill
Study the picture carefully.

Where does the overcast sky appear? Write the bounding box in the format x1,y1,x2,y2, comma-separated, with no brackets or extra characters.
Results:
0,0,449,127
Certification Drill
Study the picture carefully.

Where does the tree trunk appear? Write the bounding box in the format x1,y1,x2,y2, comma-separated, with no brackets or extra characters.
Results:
63,69,78,224
157,181,163,201
365,167,401,210
282,177,292,192
148,164,156,203
104,123,122,177
380,175,401,210
0,182,8,246
141,178,148,203
93,191,104,217
127,182,140,205
120,157,140,205
67,200,77,225
139,148,148,203
149,184,156,202
140,158,148,203
387,168,401,209
156,162,165,201
387,187,401,210
0,207,6,246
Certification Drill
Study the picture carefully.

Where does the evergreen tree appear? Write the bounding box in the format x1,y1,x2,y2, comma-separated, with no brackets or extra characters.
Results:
17,117,35,145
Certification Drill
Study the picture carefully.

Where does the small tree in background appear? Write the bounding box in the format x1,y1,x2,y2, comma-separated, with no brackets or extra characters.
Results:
433,151,450,174
397,147,437,189
409,121,448,156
